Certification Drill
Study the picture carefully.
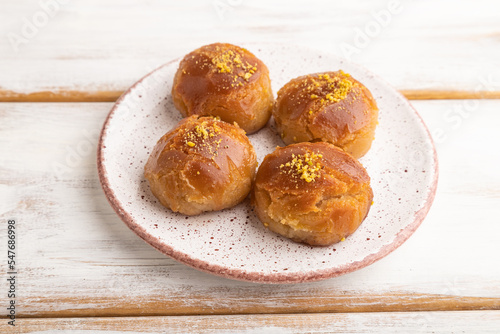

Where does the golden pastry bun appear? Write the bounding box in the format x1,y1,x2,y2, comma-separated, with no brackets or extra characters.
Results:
145,115,257,216
273,71,378,158
252,142,373,246
172,43,273,134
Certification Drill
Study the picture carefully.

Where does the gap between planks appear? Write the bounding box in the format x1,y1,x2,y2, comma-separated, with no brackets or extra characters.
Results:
10,311,500,334
17,294,500,319
1,89,500,102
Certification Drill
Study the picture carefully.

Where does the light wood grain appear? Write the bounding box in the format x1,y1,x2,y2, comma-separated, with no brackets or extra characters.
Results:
10,311,500,333
0,101,499,317
0,0,499,98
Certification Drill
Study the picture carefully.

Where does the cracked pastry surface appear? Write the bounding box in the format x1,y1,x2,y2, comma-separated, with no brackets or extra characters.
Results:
172,43,274,134
252,142,373,246
144,115,257,216
273,70,379,158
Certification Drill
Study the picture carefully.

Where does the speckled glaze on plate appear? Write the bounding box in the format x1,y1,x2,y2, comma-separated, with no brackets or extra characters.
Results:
97,44,438,283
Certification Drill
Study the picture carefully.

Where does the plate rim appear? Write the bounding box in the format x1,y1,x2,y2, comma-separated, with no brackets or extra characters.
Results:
97,46,439,284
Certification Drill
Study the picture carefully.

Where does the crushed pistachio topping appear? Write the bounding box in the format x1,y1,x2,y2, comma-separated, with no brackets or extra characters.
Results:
295,71,355,115
315,71,353,104
209,46,258,85
279,152,324,183
183,119,224,160
320,74,353,104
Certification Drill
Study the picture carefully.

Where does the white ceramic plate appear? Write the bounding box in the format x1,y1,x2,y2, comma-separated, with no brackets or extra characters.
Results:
98,44,438,283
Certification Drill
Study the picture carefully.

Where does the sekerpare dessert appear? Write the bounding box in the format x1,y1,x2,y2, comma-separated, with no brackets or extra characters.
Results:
252,142,373,246
172,43,273,134
273,70,378,158
144,115,257,216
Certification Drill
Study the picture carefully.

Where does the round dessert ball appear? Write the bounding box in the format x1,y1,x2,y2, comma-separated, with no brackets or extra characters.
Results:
144,115,257,216
172,43,274,134
252,142,373,246
273,70,379,158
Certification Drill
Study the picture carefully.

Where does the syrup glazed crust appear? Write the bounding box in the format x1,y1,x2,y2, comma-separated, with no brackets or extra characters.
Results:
273,71,379,158
144,115,257,216
252,142,373,246
172,43,274,134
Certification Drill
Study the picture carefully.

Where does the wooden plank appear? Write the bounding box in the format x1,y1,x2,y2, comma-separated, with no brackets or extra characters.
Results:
11,311,500,333
0,89,123,102
400,90,500,101
0,0,499,97
15,295,500,319
0,101,499,317
2,89,500,103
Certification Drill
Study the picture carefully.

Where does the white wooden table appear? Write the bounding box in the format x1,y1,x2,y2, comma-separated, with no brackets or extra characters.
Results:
1,0,500,332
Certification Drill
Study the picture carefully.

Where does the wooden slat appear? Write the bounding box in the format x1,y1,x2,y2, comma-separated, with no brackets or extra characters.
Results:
0,0,499,97
1,101,499,318
17,295,500,319
0,89,123,103
12,311,500,333
2,89,500,103
400,90,500,100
